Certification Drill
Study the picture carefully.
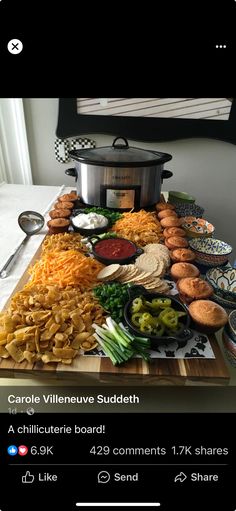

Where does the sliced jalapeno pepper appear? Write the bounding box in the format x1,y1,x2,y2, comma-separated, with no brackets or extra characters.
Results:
140,323,153,334
131,312,143,327
151,297,172,309
162,311,178,329
176,311,187,318
158,308,173,322
131,297,143,313
152,322,165,336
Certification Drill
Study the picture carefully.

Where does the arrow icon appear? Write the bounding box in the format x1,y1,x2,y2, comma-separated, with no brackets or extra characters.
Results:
174,472,187,483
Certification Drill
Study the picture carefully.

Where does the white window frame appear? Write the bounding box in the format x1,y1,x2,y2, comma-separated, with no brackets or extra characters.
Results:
0,98,32,184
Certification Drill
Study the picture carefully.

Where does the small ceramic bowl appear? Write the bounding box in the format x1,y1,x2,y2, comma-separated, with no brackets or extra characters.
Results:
223,327,236,357
168,191,196,204
71,215,111,236
212,293,236,311
206,267,236,303
227,310,236,342
90,236,143,265
123,286,192,347
223,345,236,368
189,238,232,266
181,217,215,238
173,203,204,218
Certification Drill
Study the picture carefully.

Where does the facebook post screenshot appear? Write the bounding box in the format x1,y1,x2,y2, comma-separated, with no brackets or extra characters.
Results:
1,3,236,511
0,96,236,510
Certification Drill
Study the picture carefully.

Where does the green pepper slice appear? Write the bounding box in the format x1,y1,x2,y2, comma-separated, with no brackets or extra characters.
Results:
161,311,178,329
151,298,172,309
140,323,153,334
153,324,165,336
131,297,143,313
131,312,143,327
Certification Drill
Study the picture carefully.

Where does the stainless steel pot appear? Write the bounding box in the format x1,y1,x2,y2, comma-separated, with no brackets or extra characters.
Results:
66,137,173,210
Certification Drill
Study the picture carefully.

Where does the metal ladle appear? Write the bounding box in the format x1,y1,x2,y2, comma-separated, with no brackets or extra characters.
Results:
0,211,44,279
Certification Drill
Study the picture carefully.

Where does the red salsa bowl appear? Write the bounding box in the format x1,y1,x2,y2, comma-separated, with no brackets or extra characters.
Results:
91,237,143,265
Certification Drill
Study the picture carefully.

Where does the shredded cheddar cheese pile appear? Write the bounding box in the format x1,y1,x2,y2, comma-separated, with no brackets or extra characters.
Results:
112,210,163,246
26,250,104,288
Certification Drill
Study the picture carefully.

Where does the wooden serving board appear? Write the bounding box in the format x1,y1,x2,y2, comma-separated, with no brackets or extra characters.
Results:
0,333,229,385
0,239,230,385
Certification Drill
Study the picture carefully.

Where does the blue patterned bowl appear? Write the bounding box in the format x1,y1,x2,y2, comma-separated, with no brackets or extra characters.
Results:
206,267,236,303
189,238,232,266
212,293,236,311
228,310,236,342
223,327,236,358
181,217,215,239
172,203,204,218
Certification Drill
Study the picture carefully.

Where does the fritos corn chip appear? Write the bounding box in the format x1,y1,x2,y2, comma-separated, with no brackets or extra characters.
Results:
0,285,107,364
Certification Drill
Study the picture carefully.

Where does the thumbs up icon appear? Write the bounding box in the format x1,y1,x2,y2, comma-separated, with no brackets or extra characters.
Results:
22,471,34,484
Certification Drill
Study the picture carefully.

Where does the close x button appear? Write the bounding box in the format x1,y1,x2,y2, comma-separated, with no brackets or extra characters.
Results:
7,39,23,54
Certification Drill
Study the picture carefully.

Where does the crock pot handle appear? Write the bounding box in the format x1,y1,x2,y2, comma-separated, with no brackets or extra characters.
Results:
112,137,129,149
65,167,78,182
150,328,193,350
162,170,173,179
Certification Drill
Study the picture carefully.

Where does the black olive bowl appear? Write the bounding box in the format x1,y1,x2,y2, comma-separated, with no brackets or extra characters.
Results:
71,215,111,236
89,236,143,265
123,285,192,347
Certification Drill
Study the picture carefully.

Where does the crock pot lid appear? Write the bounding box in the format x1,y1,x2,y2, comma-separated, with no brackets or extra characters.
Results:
69,137,172,167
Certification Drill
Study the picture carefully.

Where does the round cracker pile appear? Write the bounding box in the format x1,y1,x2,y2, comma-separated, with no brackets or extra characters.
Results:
97,243,171,293
143,243,171,268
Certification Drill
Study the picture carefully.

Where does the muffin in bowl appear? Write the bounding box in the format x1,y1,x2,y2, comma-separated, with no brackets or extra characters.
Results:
170,262,200,281
177,277,214,304
189,299,228,333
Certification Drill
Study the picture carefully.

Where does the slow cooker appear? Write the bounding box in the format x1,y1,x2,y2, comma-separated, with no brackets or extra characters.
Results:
65,137,173,210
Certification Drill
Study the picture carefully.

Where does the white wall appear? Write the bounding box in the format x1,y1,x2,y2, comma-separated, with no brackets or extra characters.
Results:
23,98,236,259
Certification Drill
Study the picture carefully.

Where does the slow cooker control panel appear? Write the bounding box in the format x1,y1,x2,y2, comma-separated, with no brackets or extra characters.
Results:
100,185,141,210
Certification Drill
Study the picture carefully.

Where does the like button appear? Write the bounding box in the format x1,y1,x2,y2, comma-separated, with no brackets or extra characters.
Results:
22,471,34,484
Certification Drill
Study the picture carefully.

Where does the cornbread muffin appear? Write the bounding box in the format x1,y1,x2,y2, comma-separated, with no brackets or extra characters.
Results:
49,208,71,219
158,209,177,220
47,218,70,234
58,192,78,202
160,216,181,228
177,277,214,304
155,202,175,212
170,248,196,263
165,236,189,250
54,201,74,210
163,227,186,238
170,262,200,281
189,299,228,333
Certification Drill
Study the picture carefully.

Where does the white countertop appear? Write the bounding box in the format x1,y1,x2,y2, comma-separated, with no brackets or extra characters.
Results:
0,183,65,310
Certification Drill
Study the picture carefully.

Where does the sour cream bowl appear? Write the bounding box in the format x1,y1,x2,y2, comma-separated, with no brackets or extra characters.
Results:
71,212,111,235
